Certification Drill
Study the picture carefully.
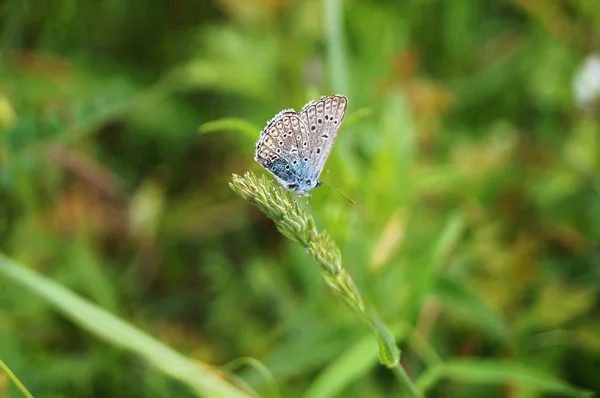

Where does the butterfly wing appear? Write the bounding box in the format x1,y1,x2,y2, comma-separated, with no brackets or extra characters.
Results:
299,95,348,178
255,111,313,189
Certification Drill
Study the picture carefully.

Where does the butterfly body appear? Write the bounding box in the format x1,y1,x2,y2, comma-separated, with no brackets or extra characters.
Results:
254,95,347,196
264,156,320,192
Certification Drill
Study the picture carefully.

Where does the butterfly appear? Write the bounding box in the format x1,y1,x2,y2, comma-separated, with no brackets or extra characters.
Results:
254,95,351,201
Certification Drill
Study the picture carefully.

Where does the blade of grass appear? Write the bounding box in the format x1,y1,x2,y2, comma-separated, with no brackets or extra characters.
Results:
324,0,349,95
341,107,372,131
199,118,261,140
302,336,379,398
222,357,280,398
0,253,256,398
0,357,34,398
416,359,593,397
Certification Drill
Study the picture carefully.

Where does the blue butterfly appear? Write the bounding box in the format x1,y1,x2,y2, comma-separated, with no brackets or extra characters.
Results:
254,95,350,201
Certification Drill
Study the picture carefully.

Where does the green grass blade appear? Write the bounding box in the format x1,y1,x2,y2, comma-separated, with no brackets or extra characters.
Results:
417,359,593,397
434,275,507,340
0,253,256,398
302,336,378,398
0,356,34,398
323,0,349,94
199,118,261,140
341,107,372,131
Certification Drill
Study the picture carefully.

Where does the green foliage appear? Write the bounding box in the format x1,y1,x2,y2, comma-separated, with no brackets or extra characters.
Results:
1,0,600,397
230,172,417,395
0,356,33,398
0,254,254,398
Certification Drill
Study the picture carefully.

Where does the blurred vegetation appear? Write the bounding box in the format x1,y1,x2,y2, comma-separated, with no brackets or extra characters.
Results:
1,0,600,397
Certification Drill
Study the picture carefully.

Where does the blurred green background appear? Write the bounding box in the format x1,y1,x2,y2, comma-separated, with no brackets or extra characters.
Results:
1,0,600,397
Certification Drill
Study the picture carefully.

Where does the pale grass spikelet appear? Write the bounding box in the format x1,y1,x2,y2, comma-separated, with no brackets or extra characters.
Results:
230,172,366,314
230,171,422,397
308,231,342,275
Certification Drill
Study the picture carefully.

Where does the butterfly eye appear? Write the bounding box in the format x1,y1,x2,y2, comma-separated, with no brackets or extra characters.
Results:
285,165,290,170
277,148,282,154
278,141,284,146
293,160,298,164
303,157,308,162
303,141,308,147
317,118,322,124
324,115,329,120
316,148,321,154
296,135,301,140
311,125,316,131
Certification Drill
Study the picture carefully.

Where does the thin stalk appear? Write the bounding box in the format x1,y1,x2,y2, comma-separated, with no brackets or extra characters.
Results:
323,0,349,95
369,311,422,398
0,357,34,398
389,362,423,398
230,172,423,397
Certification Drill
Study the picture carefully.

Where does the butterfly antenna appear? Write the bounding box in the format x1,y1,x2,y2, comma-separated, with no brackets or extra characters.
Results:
320,180,356,205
